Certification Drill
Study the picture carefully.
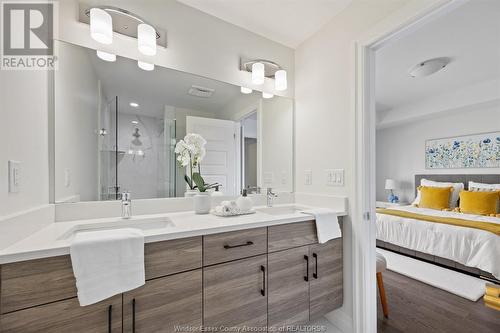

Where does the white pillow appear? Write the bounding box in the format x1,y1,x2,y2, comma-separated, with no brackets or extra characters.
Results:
412,179,464,208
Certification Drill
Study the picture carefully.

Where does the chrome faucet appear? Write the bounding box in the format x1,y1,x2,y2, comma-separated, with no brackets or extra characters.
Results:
266,188,278,207
121,191,131,219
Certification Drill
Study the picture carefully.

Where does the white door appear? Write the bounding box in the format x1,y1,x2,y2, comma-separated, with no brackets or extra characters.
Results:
186,116,237,196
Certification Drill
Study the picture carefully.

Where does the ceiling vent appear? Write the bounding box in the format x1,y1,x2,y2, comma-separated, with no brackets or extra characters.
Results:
188,85,215,98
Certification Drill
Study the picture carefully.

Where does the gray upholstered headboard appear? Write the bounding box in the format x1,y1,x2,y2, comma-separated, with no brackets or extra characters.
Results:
414,174,500,196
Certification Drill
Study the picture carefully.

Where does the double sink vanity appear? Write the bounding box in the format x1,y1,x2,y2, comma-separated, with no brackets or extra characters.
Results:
0,204,345,333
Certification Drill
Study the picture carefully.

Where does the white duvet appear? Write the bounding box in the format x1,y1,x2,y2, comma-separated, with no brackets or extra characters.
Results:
376,205,500,279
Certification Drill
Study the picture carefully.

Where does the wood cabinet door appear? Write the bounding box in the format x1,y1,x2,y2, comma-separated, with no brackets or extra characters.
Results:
123,270,202,333
309,238,343,320
0,295,122,333
267,246,310,329
203,255,267,329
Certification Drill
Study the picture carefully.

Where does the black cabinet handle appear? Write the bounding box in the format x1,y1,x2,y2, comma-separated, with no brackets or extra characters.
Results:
313,253,318,279
260,265,266,296
224,241,254,249
108,305,112,333
304,255,309,281
132,298,136,333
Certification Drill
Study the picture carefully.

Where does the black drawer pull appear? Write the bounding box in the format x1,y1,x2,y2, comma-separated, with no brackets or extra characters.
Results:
304,255,309,281
313,253,318,279
108,305,112,333
224,241,254,249
132,298,136,333
260,265,266,296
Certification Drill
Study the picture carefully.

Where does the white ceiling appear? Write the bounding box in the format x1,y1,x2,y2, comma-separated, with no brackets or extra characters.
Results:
176,0,352,48
376,0,500,112
88,49,245,118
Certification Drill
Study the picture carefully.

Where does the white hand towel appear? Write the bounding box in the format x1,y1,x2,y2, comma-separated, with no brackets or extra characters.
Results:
301,208,342,243
70,228,145,306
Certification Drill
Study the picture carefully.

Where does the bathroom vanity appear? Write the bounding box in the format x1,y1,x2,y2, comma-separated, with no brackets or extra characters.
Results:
0,215,343,333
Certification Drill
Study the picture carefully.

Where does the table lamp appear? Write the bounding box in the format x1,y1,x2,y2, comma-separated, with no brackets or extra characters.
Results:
385,179,399,203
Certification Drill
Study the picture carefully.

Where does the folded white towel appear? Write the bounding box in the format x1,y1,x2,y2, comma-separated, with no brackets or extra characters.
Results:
70,228,145,306
301,208,342,243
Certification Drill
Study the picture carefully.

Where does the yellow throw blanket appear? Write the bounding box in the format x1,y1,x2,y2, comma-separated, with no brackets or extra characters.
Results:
376,208,500,236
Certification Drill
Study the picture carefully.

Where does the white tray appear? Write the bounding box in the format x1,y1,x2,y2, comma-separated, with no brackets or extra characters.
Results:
210,209,256,217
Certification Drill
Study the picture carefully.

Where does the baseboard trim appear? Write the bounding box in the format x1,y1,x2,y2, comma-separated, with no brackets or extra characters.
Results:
324,307,353,333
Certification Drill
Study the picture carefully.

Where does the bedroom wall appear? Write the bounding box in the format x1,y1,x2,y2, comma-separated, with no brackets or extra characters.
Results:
376,104,500,203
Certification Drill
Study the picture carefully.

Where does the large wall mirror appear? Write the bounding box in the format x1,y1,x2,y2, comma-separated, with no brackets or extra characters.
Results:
53,41,293,203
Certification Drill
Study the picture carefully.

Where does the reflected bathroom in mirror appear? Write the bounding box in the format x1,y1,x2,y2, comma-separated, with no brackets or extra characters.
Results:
54,40,293,203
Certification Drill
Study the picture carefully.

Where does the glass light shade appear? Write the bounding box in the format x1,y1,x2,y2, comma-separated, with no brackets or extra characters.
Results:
252,62,265,85
274,69,287,91
90,8,113,45
262,92,274,99
137,23,157,56
138,61,154,71
96,50,116,62
240,87,252,94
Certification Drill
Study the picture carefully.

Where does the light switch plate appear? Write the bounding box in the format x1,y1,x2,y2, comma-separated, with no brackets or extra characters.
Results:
325,168,344,186
304,170,312,185
263,172,274,185
8,160,20,193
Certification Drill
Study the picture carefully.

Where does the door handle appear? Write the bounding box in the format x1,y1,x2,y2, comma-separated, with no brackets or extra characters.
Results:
108,305,112,333
132,298,136,333
224,241,254,249
304,255,309,281
313,253,318,279
260,265,266,296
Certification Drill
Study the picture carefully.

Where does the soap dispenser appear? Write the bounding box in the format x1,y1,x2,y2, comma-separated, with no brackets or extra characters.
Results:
236,189,253,211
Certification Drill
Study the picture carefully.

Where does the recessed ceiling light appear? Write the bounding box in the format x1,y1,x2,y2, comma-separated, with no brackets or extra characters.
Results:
408,58,450,78
262,92,274,99
96,50,116,62
138,60,154,71
130,102,139,107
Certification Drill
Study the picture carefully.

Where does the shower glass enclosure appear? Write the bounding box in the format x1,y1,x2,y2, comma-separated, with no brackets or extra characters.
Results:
98,96,176,200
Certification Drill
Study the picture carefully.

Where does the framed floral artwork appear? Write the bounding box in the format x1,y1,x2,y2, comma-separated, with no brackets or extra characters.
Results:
425,132,500,169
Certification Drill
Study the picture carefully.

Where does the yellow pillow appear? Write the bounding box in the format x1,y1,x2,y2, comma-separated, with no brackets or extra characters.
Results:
459,190,499,215
418,186,453,210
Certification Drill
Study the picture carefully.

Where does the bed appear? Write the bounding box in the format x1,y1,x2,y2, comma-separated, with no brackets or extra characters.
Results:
376,174,500,283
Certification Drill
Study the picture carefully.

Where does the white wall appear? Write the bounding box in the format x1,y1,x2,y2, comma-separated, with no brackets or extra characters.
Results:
376,105,500,203
294,0,426,329
55,42,100,202
58,0,294,98
0,70,49,217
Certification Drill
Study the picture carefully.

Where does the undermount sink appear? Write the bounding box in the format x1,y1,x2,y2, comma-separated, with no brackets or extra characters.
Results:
58,216,174,240
256,205,306,216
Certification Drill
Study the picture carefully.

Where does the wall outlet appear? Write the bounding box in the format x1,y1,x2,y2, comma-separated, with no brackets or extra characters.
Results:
280,172,287,185
325,169,344,186
8,160,20,193
304,170,312,185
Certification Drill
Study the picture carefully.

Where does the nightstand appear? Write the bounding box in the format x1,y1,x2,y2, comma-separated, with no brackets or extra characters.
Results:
376,201,410,208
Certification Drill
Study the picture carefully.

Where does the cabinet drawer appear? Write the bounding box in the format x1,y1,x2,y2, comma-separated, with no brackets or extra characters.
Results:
0,255,77,314
0,295,122,333
203,228,267,265
145,236,202,280
0,237,202,313
268,221,317,252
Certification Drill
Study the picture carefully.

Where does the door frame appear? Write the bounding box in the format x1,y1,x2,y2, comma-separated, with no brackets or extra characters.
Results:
352,0,462,332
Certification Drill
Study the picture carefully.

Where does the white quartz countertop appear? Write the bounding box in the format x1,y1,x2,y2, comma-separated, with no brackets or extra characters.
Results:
0,205,347,265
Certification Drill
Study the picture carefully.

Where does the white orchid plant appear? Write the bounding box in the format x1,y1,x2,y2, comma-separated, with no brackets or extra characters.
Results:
175,133,220,192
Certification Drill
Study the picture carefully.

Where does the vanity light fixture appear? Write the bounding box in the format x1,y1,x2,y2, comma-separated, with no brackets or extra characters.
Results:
96,50,116,62
137,23,157,56
90,8,113,44
275,70,287,91
252,62,265,85
130,102,139,108
262,92,274,99
138,61,154,71
240,87,252,94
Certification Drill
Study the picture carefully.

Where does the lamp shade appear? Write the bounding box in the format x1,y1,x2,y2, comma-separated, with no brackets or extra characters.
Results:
90,8,113,45
274,69,287,91
252,62,265,85
137,23,157,56
385,179,397,190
